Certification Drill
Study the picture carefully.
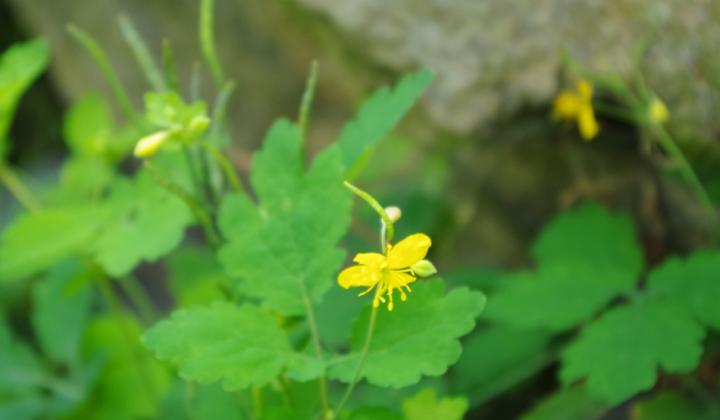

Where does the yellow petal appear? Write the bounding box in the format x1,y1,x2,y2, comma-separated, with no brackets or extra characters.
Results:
578,105,599,140
337,265,380,289
553,91,582,119
353,252,386,266
387,233,432,269
577,79,593,101
388,270,416,288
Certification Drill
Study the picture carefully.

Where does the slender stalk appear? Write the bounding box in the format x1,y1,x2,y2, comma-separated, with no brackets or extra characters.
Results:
209,81,236,146
199,0,225,88
344,181,394,243
67,24,137,120
335,301,379,415
199,142,244,194
651,125,713,209
118,14,165,91
162,39,180,93
182,144,204,199
118,276,158,324
298,61,319,142
0,164,41,213
299,283,330,417
144,161,222,247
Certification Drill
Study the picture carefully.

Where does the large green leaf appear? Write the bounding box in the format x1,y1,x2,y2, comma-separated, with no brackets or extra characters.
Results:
218,119,351,315
63,93,113,158
401,388,467,420
0,39,48,155
0,206,105,282
329,280,485,388
648,250,720,330
167,245,229,308
31,260,91,364
560,299,704,404
339,69,433,179
144,302,317,390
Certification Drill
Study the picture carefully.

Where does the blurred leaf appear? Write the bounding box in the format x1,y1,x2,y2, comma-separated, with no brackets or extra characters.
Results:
0,38,48,155
160,381,247,420
144,91,207,141
55,156,114,204
401,388,467,420
316,283,365,349
648,250,720,330
631,391,711,420
63,93,113,158
340,69,433,179
218,119,351,315
521,387,606,420
560,299,704,404
75,315,170,419
94,165,192,277
31,260,91,364
144,302,318,390
167,245,228,307
329,280,485,388
0,392,46,420
348,406,403,420
531,202,643,289
485,264,629,331
0,206,105,282
0,319,46,391
450,325,551,404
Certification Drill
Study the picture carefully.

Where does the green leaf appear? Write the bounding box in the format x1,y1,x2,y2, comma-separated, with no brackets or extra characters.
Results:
62,93,113,158
648,250,720,330
631,391,713,420
329,280,485,388
76,315,170,420
218,119,351,315
520,387,606,420
531,202,642,289
339,69,433,179
144,302,314,390
31,260,91,364
402,388,467,420
560,299,704,404
0,319,46,391
167,245,229,308
348,406,403,420
485,264,628,331
0,39,48,153
56,156,114,203
0,206,105,282
450,325,551,404
159,381,246,420
94,166,192,276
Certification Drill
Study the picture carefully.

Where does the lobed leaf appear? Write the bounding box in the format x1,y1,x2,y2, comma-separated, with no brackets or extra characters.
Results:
402,388,467,420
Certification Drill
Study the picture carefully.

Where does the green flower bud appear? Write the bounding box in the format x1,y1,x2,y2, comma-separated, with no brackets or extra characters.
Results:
411,259,437,278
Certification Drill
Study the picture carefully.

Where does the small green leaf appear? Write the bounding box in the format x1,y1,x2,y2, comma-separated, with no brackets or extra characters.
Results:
62,93,113,158
521,386,606,420
339,69,433,179
94,166,192,276
0,206,104,282
0,39,48,153
485,264,627,331
532,202,642,289
648,250,720,330
560,299,704,404
31,261,91,364
402,388,467,420
451,325,551,404
218,119,351,315
144,302,308,390
329,280,485,388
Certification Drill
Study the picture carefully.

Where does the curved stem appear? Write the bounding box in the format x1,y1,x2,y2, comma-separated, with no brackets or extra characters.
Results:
199,142,244,194
344,181,394,243
334,300,379,415
199,0,225,88
300,283,330,417
0,164,41,213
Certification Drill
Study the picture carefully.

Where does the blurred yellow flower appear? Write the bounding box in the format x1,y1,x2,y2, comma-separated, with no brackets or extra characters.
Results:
553,79,599,141
134,130,170,158
648,97,669,125
338,233,432,311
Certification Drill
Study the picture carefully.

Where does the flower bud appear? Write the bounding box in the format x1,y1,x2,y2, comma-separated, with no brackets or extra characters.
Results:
134,130,170,158
411,259,437,278
188,115,211,137
648,97,669,125
384,206,402,223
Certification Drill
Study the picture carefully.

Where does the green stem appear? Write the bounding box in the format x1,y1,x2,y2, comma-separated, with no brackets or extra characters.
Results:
299,283,330,418
344,181,394,243
651,125,714,209
144,161,222,247
199,142,244,194
67,24,137,121
298,61,318,142
199,0,225,88
182,144,204,200
162,39,180,93
118,276,158,324
334,301,379,416
118,14,165,91
0,164,41,213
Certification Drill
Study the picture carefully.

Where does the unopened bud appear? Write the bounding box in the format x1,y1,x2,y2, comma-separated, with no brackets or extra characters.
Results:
134,130,170,158
411,259,437,278
648,97,669,125
384,206,402,223
188,115,211,137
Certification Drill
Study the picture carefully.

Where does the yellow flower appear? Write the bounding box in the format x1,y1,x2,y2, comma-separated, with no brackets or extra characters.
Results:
648,97,669,125
134,130,170,158
553,79,599,141
338,233,432,311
